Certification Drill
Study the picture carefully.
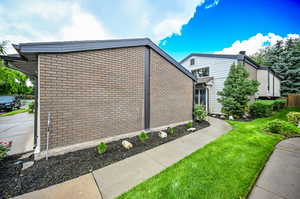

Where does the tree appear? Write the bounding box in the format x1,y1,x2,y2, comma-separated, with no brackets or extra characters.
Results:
252,38,300,96
218,63,259,118
0,41,33,95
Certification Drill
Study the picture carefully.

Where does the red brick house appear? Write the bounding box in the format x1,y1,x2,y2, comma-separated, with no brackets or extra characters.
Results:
1,38,195,157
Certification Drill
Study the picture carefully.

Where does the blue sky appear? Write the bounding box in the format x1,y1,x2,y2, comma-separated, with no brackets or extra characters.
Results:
160,0,300,60
0,0,299,61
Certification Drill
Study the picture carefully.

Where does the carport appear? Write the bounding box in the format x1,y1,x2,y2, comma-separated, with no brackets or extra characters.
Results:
1,50,38,155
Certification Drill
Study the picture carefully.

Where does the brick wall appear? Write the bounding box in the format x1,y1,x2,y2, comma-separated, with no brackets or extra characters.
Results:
149,49,193,128
39,47,145,150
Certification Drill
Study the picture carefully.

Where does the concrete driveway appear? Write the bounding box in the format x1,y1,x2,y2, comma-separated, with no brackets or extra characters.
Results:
0,112,34,155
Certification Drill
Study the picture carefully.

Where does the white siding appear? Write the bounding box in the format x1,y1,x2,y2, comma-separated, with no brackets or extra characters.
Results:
182,56,237,113
274,76,281,97
257,70,268,96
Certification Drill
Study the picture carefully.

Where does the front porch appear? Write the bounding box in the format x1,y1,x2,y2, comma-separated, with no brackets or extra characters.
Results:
194,77,213,113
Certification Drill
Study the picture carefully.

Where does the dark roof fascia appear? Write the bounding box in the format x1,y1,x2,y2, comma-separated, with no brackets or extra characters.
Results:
0,54,25,61
180,53,238,64
13,38,196,81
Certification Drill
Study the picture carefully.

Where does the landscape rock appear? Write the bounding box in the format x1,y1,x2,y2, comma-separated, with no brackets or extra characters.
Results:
229,116,234,120
187,127,196,132
298,122,300,128
220,115,226,119
22,161,34,170
122,140,133,149
158,131,167,138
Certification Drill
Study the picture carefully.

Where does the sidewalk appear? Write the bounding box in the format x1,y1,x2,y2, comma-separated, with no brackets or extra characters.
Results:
249,138,300,199
14,117,231,199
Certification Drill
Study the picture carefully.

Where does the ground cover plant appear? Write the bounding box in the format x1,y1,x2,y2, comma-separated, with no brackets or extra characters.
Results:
186,121,193,128
97,142,107,154
0,120,209,198
117,108,300,199
287,111,300,125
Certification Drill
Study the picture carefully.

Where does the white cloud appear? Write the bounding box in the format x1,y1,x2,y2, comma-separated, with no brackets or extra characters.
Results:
0,0,207,54
215,33,300,55
205,0,220,9
61,4,112,41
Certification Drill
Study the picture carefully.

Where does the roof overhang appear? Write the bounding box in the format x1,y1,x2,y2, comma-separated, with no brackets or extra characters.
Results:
1,38,196,81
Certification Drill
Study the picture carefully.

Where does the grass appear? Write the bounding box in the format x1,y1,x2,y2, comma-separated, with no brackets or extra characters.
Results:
0,109,28,117
117,107,300,199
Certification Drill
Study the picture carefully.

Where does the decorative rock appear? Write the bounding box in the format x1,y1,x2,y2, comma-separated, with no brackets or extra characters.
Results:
229,116,234,120
187,127,196,132
211,114,216,117
220,115,226,119
122,140,133,149
22,161,34,170
158,131,167,138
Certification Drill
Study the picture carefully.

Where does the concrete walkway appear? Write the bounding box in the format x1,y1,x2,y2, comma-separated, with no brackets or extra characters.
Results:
249,138,300,199
13,117,231,199
0,112,34,155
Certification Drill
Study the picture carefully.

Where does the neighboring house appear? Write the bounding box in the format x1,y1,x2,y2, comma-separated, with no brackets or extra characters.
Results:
1,38,195,157
181,51,282,114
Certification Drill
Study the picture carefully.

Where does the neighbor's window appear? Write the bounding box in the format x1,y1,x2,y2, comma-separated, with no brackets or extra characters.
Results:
192,67,210,78
190,58,195,65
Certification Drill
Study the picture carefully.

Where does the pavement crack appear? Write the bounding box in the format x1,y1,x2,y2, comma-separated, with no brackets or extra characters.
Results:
91,171,104,199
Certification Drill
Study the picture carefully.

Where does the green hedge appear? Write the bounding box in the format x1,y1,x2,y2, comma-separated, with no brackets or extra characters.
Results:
249,99,286,118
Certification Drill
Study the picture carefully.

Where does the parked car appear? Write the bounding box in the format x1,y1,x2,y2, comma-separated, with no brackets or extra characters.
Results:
0,96,21,111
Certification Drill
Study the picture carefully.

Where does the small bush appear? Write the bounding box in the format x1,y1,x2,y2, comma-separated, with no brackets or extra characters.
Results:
167,127,174,134
264,119,299,135
139,131,149,142
249,101,273,118
0,145,9,161
287,112,300,125
273,99,286,111
194,105,207,121
97,142,107,154
186,121,193,128
28,101,35,113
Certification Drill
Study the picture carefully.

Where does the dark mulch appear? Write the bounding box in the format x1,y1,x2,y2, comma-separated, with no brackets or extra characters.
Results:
209,114,254,122
0,120,209,199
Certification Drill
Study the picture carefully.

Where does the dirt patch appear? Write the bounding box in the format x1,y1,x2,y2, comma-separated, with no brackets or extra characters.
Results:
0,120,209,198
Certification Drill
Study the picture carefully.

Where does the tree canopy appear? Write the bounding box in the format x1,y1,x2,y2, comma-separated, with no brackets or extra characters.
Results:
252,38,300,96
0,41,33,95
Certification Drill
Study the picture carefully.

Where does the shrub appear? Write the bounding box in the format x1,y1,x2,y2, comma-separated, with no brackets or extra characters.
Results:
194,105,207,121
249,101,273,118
167,127,174,134
186,121,193,128
264,119,299,135
273,99,286,111
139,131,149,142
28,101,35,113
287,112,300,125
97,142,107,154
0,145,9,161
217,63,259,118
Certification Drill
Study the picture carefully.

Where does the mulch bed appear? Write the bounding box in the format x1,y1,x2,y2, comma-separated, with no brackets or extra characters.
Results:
209,114,254,122
0,120,209,199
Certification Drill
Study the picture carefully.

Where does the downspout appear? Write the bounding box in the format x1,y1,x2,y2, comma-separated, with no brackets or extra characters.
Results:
192,82,195,120
144,47,150,129
33,76,38,148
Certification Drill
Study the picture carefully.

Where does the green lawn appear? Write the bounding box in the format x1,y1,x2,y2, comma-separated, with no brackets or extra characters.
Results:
117,107,300,199
0,109,28,117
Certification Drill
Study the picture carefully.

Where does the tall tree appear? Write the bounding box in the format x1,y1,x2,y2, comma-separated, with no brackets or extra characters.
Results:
252,38,300,96
218,63,259,118
0,41,33,95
